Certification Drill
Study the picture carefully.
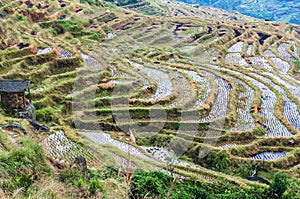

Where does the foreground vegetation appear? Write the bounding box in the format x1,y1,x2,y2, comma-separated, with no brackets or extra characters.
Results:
0,142,299,199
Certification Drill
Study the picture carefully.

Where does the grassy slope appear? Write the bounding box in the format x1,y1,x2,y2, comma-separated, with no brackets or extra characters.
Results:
0,0,299,198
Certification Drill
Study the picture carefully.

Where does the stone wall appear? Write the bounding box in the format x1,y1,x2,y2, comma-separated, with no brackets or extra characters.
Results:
0,92,28,108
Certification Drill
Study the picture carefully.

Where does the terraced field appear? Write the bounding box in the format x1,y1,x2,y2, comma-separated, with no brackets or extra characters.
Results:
42,131,101,165
0,0,299,191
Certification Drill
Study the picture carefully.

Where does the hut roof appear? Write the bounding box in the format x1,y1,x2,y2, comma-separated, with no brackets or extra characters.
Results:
0,80,30,93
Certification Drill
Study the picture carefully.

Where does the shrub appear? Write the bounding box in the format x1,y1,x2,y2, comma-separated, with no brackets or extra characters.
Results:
16,174,34,191
196,150,230,173
268,172,288,199
233,162,253,177
129,171,206,199
35,107,58,123
88,179,103,195
0,104,14,116
88,31,104,42
130,171,173,198
0,138,51,195
213,151,230,172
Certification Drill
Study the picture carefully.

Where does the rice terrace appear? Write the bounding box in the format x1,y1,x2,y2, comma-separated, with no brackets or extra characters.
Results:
0,0,299,198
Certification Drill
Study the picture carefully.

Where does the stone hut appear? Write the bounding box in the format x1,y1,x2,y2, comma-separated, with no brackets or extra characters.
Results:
0,80,31,109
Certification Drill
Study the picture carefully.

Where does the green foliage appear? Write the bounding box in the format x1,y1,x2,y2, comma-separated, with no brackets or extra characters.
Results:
105,26,113,32
233,162,252,177
168,181,206,199
294,61,300,70
0,104,15,116
80,0,95,5
0,138,51,194
59,168,104,196
199,151,230,172
130,171,270,198
213,151,230,171
12,13,26,21
16,174,34,191
88,179,103,195
283,178,300,199
88,165,120,180
59,169,83,185
268,172,288,199
130,171,172,198
0,131,11,151
130,171,206,199
212,187,266,199
46,19,89,35
57,20,80,32
77,178,84,188
88,31,104,42
109,0,139,6
0,46,33,60
54,19,104,40
35,107,59,123
252,125,265,136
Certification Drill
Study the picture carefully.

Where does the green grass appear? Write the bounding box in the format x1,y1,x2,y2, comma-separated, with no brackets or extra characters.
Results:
294,61,300,70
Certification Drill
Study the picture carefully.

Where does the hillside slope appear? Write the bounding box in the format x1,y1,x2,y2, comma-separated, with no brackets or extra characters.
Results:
0,0,299,198
178,0,300,24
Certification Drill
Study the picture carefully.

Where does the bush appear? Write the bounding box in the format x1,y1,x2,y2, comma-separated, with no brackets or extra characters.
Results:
268,172,288,199
233,162,252,177
88,31,104,42
16,174,34,191
0,138,51,195
57,20,80,32
129,171,206,199
200,151,230,172
35,107,57,123
213,151,230,172
130,171,172,198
